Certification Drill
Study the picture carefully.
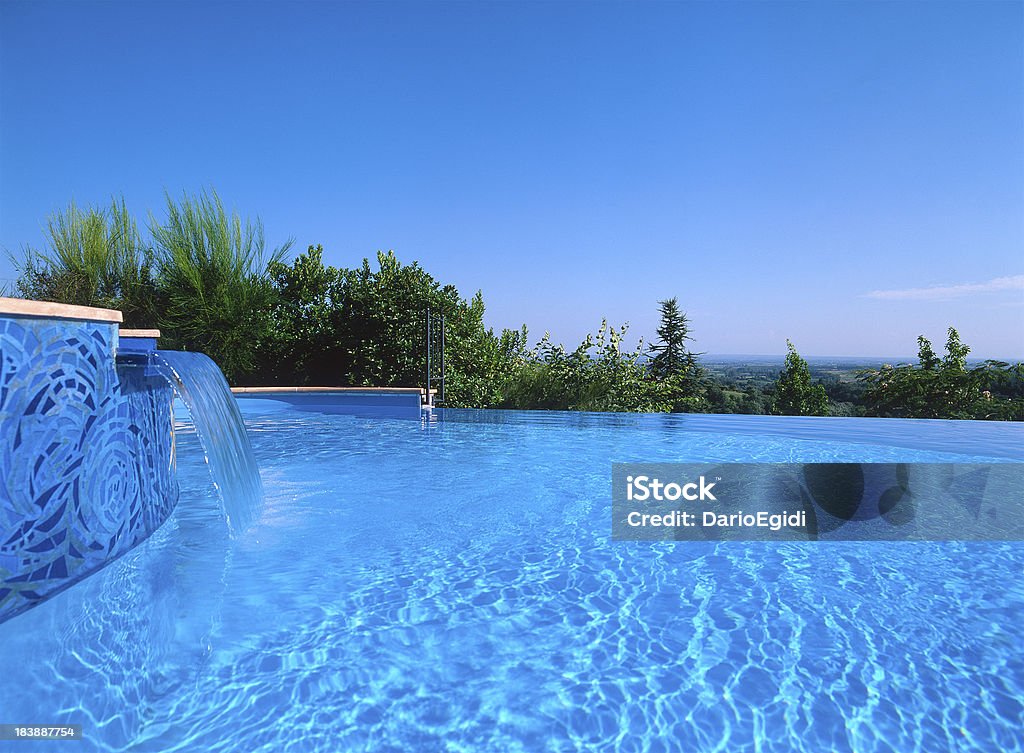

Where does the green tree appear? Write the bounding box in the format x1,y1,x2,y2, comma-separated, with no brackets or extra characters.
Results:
917,335,940,371
503,320,672,412
149,189,291,382
860,327,1012,419
647,298,709,412
770,340,828,416
648,298,695,377
259,244,347,385
256,246,527,406
12,198,158,327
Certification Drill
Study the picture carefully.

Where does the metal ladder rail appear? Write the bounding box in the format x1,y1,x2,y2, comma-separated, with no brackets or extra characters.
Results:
425,307,446,408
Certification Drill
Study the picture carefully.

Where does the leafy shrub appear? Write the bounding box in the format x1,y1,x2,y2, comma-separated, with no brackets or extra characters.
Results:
149,189,291,382
256,246,528,407
769,340,828,416
501,321,672,412
12,198,158,326
861,328,1023,420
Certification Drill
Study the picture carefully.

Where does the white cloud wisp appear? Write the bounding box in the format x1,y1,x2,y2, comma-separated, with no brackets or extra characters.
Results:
865,275,1024,301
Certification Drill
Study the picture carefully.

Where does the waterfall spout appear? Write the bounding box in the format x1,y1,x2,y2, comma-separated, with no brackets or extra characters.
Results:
152,351,263,532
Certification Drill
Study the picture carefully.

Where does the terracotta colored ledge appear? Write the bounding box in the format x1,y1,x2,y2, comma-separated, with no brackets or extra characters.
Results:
0,297,122,323
120,329,161,338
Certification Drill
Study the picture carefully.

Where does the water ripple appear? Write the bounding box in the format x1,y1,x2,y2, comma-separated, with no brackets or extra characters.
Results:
0,407,1020,752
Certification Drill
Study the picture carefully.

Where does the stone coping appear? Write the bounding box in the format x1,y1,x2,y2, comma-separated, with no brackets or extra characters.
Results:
120,329,161,338
232,386,436,395
0,297,122,323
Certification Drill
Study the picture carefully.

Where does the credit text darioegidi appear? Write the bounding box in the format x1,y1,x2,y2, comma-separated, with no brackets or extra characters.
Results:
625,509,807,530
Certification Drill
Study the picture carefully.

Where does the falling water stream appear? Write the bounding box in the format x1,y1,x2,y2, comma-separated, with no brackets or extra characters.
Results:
151,350,263,532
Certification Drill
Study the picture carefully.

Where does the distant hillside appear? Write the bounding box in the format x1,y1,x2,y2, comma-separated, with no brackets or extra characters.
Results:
699,355,883,388
699,354,1020,386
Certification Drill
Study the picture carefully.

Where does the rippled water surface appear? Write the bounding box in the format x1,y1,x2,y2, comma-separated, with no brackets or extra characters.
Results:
2,406,1022,752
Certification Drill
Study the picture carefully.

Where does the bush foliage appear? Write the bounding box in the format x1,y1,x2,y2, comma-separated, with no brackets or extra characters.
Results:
254,245,527,407
14,198,158,327
770,340,829,417
11,193,1022,419
150,190,291,381
860,328,1023,420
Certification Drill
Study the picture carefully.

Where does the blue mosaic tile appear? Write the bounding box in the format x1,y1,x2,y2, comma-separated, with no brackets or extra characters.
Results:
0,316,179,624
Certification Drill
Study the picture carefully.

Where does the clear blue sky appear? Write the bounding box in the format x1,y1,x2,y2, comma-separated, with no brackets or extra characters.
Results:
1,0,1021,358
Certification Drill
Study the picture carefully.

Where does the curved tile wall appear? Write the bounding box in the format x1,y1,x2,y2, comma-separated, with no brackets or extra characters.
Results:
0,302,178,624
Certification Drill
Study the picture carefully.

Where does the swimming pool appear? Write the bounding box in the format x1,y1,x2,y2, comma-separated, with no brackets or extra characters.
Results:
1,404,1022,752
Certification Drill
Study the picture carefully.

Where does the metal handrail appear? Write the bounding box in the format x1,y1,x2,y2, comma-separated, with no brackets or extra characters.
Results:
425,307,446,407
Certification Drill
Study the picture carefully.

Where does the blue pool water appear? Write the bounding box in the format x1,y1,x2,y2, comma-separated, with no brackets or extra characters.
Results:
1,405,1022,752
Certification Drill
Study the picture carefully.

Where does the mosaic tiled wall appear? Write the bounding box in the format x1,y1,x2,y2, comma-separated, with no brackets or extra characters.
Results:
0,316,179,624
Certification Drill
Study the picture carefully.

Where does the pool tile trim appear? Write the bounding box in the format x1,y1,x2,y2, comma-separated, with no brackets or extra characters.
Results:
0,297,122,323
